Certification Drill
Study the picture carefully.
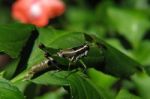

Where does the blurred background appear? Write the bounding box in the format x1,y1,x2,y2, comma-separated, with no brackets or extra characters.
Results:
0,0,150,99
1,0,150,72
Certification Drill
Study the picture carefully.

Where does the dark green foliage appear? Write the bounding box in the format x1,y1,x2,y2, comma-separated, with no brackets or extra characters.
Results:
0,23,34,58
0,0,150,99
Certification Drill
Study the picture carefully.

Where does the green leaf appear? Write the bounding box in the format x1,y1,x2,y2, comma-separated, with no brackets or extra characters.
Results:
123,0,149,10
11,28,86,82
83,33,141,77
105,39,126,52
3,57,20,79
83,46,104,68
116,89,140,99
87,68,117,89
65,8,95,31
85,25,106,39
105,38,132,57
67,72,105,99
133,40,150,65
131,72,150,99
0,78,24,99
28,27,85,68
32,71,69,86
32,71,106,99
96,1,114,26
38,28,85,48
96,38,142,77
87,68,117,98
66,8,94,25
0,23,34,58
36,87,66,99
144,66,150,76
107,7,150,48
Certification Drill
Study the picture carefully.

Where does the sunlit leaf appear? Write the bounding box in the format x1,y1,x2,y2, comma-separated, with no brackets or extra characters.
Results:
116,89,141,99
32,71,69,86
133,40,150,65
87,68,117,89
107,7,150,48
132,72,150,99
0,78,24,99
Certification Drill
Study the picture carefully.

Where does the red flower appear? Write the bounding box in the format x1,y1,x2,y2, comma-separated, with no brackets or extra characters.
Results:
12,0,65,27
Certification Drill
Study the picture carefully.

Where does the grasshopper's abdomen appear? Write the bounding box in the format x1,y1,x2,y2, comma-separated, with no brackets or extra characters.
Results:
57,43,89,62
24,59,50,80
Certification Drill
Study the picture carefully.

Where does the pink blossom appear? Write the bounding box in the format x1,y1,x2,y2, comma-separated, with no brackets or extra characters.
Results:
12,0,65,27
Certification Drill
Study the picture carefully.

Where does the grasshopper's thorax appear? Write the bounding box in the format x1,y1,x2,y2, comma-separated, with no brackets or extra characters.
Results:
57,49,76,58
57,44,89,62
